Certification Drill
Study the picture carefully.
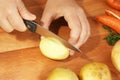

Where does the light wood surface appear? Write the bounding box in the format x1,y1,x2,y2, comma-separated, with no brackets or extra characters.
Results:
0,0,120,80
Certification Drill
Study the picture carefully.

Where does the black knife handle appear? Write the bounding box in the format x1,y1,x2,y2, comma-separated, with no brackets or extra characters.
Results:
23,19,37,33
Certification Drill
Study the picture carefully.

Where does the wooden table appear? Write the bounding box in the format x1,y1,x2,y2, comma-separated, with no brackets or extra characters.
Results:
0,0,120,80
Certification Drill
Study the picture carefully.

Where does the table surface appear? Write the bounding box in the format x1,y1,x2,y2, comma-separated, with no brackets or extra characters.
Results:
0,0,120,80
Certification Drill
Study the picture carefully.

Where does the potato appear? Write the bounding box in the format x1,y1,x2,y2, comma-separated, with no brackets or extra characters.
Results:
111,40,120,72
39,37,69,60
47,67,79,80
79,62,112,80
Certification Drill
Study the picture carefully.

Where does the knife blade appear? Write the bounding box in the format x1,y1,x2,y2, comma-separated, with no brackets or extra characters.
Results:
23,19,81,52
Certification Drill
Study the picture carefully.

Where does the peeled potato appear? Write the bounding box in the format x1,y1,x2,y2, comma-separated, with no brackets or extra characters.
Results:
79,62,112,80
39,37,69,60
111,40,120,72
47,67,79,80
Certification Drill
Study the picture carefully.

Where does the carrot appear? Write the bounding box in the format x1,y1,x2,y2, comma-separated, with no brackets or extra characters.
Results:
95,15,120,34
105,9,120,20
105,9,120,16
106,0,120,10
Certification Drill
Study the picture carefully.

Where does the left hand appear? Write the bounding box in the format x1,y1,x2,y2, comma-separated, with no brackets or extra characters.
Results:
41,0,90,49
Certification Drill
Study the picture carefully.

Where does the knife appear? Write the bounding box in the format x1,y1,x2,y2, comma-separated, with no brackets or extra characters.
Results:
23,19,81,52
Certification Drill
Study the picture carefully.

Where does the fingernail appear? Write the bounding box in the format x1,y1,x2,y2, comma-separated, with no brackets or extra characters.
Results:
69,50,75,56
68,39,76,45
31,14,36,20
40,21,48,29
26,13,36,20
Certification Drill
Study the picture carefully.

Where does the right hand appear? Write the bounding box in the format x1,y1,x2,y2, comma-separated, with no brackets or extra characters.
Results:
0,0,36,32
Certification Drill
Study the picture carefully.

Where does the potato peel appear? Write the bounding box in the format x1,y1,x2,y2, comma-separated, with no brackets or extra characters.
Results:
47,67,79,80
79,62,112,80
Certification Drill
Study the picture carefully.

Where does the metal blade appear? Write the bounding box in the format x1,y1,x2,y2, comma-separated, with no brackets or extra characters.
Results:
23,19,81,53
35,24,81,52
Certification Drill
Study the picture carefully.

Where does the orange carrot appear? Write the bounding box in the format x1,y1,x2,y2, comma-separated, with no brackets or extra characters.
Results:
95,15,120,34
106,0,120,10
105,9,120,20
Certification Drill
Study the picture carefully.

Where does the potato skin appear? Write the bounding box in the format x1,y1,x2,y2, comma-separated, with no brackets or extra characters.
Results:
111,40,120,72
47,67,79,80
39,37,69,60
79,62,112,80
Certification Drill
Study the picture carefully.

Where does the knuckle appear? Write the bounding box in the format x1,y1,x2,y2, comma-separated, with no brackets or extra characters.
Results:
6,9,13,16
5,6,15,16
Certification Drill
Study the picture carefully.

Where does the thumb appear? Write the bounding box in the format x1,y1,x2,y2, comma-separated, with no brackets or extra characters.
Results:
40,11,54,29
17,0,36,20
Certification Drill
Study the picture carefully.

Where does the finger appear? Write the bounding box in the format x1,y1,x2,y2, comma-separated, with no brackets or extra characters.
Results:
64,12,81,45
7,8,27,32
41,10,55,29
0,18,14,32
75,11,90,48
17,0,36,20
69,50,75,56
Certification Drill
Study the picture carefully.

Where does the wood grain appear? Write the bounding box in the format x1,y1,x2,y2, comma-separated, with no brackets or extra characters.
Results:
0,0,120,80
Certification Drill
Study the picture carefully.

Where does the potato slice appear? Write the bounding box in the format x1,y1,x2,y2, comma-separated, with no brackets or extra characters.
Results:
79,62,112,80
47,67,79,80
111,40,120,72
39,37,69,60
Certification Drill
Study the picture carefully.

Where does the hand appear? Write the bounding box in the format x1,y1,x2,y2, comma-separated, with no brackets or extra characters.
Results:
0,0,36,32
41,0,90,49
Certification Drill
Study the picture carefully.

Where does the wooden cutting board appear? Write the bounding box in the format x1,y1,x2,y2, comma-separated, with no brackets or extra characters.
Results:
0,0,120,80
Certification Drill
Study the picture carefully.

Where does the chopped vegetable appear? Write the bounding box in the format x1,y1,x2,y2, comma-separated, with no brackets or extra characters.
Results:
39,37,69,60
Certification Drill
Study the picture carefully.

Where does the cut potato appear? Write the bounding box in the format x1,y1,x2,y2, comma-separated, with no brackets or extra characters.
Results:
47,67,79,80
79,62,112,80
111,40,120,72
39,37,69,60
